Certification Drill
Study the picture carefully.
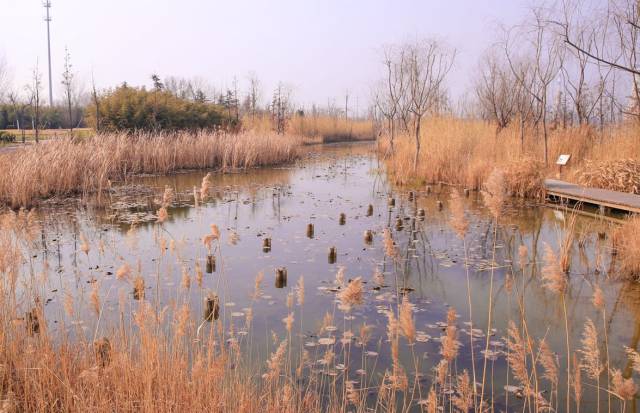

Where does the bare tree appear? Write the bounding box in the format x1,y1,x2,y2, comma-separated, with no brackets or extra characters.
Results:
475,51,518,134
246,72,261,120
506,8,563,165
0,55,8,103
559,0,640,121
61,47,75,133
8,91,28,143
374,46,407,156
271,83,290,135
91,72,101,133
405,39,456,171
554,1,613,126
27,63,43,144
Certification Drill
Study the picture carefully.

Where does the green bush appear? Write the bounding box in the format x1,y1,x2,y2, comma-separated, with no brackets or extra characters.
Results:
86,84,233,132
0,131,16,143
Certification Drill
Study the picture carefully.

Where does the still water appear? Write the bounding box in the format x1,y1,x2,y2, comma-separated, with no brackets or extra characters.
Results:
17,142,640,411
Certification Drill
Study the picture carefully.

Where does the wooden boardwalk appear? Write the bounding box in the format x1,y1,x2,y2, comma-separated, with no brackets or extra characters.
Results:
544,179,640,214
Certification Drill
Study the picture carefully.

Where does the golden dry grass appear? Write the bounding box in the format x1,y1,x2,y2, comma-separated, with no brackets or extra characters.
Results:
381,117,640,197
614,215,640,280
0,130,299,209
243,114,375,144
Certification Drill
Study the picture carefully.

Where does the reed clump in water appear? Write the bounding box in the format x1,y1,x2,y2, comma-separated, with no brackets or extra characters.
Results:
613,216,640,280
0,130,300,208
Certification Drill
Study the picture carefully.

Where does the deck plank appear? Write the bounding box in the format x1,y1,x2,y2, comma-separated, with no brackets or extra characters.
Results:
544,179,640,213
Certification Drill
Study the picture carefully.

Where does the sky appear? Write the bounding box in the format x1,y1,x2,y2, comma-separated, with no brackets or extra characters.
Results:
0,0,530,112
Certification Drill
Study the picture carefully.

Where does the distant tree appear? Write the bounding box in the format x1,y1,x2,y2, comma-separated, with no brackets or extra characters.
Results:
8,91,28,143
61,47,75,133
151,74,164,91
475,51,518,134
405,39,456,171
505,8,562,165
246,72,261,119
271,83,290,134
26,63,43,143
91,73,100,132
374,45,407,156
0,55,8,103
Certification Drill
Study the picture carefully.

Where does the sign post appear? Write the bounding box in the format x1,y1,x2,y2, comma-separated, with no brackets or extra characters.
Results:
556,154,571,177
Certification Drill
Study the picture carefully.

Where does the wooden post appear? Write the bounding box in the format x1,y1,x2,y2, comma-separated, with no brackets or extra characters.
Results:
262,238,272,252
204,294,220,321
395,217,404,231
328,247,337,264
275,267,288,288
364,230,373,245
206,255,216,273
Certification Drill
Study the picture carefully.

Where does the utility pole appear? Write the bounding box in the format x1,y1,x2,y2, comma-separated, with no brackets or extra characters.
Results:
44,1,53,106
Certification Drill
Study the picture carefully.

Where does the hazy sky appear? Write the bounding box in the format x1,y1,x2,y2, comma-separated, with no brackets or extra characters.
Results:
1,0,530,111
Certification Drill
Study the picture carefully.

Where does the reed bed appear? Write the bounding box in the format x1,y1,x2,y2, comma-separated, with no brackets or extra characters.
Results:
244,114,375,144
0,130,299,209
381,117,640,197
614,215,640,280
576,159,640,194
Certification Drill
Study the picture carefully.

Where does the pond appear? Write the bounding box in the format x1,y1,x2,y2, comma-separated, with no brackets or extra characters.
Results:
9,142,639,411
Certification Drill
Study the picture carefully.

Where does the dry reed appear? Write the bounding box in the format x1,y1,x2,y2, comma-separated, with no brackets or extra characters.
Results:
381,117,640,197
0,130,299,208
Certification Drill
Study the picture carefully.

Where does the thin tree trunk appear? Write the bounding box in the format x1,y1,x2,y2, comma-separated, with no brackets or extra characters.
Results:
413,116,421,172
520,116,525,153
542,99,548,166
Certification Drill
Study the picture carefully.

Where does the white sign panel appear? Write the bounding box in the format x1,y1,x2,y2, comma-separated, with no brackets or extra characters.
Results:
556,154,571,166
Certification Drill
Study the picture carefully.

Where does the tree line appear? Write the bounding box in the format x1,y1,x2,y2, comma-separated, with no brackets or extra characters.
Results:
0,49,371,139
374,0,640,167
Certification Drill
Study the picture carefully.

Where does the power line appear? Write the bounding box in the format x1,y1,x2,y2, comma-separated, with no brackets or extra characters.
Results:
44,0,53,106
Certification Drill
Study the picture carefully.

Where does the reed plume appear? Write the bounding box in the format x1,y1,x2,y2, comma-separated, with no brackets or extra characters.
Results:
382,228,397,259
541,243,567,295
200,173,212,200
449,190,468,238
482,168,506,219
538,338,558,387
296,276,304,306
399,295,415,343
80,233,90,255
452,370,472,412
338,277,363,312
579,318,603,379
156,207,169,223
116,262,131,280
573,353,582,410
592,285,605,311
263,339,287,382
506,320,531,394
282,313,294,333
611,369,637,400
90,282,100,315
441,308,459,362
625,347,640,373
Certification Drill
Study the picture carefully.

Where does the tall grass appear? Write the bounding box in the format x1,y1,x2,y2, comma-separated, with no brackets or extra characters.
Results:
243,114,375,144
381,116,640,196
0,130,299,209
